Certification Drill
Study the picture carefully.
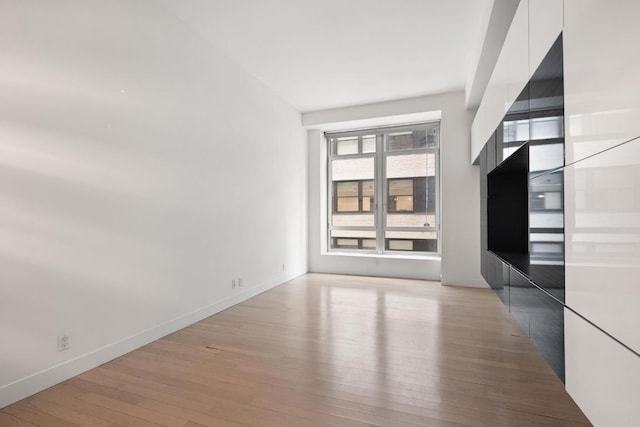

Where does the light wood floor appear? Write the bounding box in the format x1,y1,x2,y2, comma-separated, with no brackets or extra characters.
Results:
0,274,591,426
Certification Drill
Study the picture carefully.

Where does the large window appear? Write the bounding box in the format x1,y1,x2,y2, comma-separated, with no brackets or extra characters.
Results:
327,123,440,255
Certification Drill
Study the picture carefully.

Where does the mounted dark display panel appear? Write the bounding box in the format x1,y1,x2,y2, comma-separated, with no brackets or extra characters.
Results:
488,144,529,257
479,33,565,382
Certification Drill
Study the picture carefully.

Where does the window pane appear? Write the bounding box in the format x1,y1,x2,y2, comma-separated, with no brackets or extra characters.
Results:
361,180,374,196
386,153,428,179
385,230,437,253
336,197,359,212
331,230,376,238
333,180,374,215
331,229,377,251
387,213,435,227
361,239,376,249
332,214,374,227
426,126,439,148
387,130,426,151
389,240,414,251
362,197,372,211
388,179,413,196
335,137,358,155
332,157,374,181
362,135,376,153
336,181,358,197
334,238,359,249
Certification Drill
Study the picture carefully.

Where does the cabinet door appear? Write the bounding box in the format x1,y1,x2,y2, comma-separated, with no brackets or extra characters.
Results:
509,267,565,381
506,0,530,107
564,138,640,354
479,145,488,198
486,252,509,307
564,0,640,163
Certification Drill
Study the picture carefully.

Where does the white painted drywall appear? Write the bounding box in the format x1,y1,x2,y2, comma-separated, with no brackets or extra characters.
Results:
0,0,307,408
305,92,486,286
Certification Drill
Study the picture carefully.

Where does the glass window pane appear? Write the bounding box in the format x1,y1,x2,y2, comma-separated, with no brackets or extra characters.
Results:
331,229,376,239
335,137,358,155
333,180,374,214
426,126,439,148
387,177,431,215
387,213,434,227
332,157,374,181
388,179,413,196
330,230,377,251
362,135,376,153
386,154,428,179
334,238,358,249
336,197,359,212
387,130,426,151
336,181,358,197
332,214,375,227
394,196,414,211
389,240,413,251
361,239,376,249
385,230,438,253
361,180,374,196
362,197,372,211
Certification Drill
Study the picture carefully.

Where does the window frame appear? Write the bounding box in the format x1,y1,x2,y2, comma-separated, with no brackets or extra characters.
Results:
326,122,441,257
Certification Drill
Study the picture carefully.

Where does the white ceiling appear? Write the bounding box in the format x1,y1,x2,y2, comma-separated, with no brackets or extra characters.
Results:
158,0,488,112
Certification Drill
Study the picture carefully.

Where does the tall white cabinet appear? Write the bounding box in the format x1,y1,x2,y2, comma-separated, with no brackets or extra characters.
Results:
472,1,640,425
563,1,640,426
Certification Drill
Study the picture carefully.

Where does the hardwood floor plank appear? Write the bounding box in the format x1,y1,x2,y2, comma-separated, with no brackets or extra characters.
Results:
0,274,591,426
0,412,39,427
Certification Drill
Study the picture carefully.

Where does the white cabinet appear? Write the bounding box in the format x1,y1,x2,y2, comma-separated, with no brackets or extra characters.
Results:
471,106,486,163
564,138,640,354
484,43,509,144
564,0,640,163
471,0,529,163
506,0,529,105
565,310,640,427
529,0,563,77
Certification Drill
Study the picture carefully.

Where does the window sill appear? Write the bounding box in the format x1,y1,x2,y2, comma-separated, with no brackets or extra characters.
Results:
322,251,440,261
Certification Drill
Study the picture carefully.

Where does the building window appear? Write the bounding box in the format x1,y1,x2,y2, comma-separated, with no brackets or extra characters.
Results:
327,123,440,255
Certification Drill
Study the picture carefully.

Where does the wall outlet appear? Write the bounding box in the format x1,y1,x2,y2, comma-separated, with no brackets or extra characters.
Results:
238,277,243,288
231,279,236,289
282,264,286,271
57,334,69,352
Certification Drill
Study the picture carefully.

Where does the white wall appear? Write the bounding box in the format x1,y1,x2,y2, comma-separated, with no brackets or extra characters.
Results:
305,92,485,286
0,0,307,408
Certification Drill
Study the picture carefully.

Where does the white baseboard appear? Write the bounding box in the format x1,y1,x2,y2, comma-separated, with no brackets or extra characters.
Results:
0,269,307,409
441,278,490,288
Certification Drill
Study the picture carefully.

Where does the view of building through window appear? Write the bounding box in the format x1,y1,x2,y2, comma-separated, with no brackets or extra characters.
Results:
327,123,439,254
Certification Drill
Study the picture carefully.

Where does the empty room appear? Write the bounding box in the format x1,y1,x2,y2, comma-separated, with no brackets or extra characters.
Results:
0,0,638,426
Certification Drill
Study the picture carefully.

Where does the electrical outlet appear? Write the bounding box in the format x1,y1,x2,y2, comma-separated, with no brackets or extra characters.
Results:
57,334,69,352
231,279,236,289
238,277,243,288
282,264,286,271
